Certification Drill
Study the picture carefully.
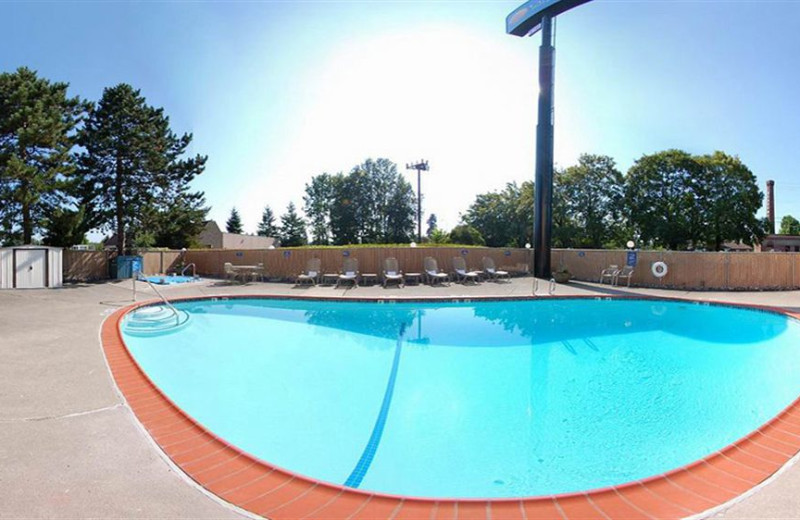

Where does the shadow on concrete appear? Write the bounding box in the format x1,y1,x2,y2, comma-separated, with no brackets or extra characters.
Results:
566,280,640,296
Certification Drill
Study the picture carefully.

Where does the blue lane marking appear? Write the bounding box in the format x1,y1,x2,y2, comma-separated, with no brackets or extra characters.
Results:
344,323,406,488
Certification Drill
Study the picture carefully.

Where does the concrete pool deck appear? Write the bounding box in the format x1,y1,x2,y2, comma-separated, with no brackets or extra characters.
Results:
2,277,800,519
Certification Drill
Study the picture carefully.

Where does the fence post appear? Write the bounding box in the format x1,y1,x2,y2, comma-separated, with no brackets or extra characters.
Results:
725,252,730,290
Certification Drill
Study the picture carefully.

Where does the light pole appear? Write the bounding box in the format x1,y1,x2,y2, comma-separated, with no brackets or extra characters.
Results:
406,160,429,243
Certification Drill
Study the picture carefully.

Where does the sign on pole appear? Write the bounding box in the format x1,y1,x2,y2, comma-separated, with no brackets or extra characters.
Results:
506,0,593,36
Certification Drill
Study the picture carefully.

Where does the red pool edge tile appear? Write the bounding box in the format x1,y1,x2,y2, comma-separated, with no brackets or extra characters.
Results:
101,296,800,520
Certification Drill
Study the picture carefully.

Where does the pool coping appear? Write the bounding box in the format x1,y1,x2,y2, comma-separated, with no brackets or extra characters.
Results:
101,294,800,520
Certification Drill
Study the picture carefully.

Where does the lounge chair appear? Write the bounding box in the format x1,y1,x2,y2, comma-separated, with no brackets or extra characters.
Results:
600,264,619,285
424,257,450,286
615,265,634,287
482,256,510,282
452,256,480,284
296,258,321,286
382,257,404,288
336,257,359,288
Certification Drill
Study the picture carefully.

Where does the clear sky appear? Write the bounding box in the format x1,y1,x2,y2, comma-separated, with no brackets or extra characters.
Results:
2,0,799,237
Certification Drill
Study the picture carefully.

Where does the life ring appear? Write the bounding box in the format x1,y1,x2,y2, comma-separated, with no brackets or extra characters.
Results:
651,261,668,278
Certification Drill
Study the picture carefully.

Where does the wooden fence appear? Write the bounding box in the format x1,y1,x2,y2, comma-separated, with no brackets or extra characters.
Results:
61,247,800,290
553,249,800,290
141,250,182,276
63,250,111,281
183,247,532,280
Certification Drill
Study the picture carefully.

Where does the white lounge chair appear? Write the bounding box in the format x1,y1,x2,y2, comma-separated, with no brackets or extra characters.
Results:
452,256,480,284
482,256,510,282
424,257,450,286
296,258,321,286
382,257,404,288
600,264,619,285
336,257,359,288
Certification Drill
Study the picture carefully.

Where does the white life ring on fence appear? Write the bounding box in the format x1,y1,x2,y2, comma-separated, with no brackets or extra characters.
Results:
651,261,668,278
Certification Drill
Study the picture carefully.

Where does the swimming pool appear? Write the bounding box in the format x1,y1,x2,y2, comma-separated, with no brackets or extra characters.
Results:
119,297,800,501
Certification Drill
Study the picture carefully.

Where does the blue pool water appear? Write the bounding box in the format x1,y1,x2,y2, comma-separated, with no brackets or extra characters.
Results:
142,275,198,285
120,298,800,498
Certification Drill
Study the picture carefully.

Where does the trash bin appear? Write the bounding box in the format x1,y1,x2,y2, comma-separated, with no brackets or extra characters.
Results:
113,255,143,279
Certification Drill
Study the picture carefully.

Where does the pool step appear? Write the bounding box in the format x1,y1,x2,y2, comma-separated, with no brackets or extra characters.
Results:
124,305,191,336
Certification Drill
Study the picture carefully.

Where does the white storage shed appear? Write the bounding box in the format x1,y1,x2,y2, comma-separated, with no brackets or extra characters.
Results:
0,246,63,289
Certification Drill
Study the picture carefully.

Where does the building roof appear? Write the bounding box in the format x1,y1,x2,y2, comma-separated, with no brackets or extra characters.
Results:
721,241,753,252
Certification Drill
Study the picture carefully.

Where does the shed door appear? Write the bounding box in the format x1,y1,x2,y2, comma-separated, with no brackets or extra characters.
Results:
15,249,47,288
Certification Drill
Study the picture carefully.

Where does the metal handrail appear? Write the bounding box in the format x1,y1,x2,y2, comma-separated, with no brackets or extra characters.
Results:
549,278,557,295
135,274,181,326
181,263,196,278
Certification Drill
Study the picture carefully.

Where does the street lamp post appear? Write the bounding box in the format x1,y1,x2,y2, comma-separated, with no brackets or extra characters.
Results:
406,160,429,243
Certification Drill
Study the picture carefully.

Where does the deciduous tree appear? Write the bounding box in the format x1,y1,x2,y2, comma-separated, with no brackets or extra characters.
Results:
698,151,764,250
559,154,625,248
463,182,532,247
449,224,485,246
780,215,800,235
626,150,706,250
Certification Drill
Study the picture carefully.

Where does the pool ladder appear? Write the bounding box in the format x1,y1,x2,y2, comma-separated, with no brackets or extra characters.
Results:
181,263,196,278
131,275,183,329
532,277,557,296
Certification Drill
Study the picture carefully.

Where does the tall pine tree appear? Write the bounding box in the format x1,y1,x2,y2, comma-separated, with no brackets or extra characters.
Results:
279,202,307,247
0,67,86,245
257,205,278,237
226,207,243,234
78,84,207,253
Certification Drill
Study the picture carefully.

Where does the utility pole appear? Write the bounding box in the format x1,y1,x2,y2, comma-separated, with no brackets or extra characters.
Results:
406,160,429,243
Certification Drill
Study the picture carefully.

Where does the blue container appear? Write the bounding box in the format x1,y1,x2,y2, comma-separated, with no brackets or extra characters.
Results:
114,255,143,279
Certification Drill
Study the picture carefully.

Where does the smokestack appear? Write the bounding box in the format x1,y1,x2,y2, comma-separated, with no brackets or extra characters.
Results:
767,180,775,234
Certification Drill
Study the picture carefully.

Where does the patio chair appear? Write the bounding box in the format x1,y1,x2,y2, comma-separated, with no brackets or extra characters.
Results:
382,257,405,288
296,258,322,286
615,265,634,287
223,262,240,283
336,257,360,288
482,256,510,282
600,264,619,285
251,263,266,282
423,257,450,286
452,256,481,284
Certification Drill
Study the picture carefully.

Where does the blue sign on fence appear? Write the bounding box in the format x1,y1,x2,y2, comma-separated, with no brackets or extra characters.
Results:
235,252,243,258
627,251,638,267
283,251,291,258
